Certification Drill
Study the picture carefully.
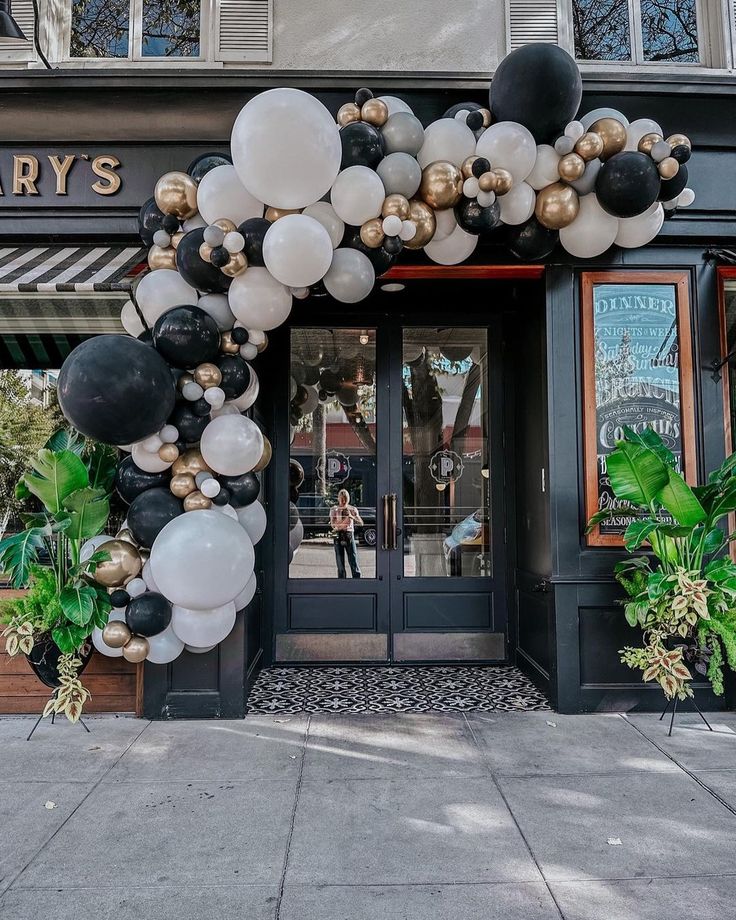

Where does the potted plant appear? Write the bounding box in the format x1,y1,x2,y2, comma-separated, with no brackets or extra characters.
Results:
587,427,736,703
0,430,117,722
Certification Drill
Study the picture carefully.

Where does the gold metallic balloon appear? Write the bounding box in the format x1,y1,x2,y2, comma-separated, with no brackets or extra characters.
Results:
102,621,132,649
170,231,185,250
184,490,212,512
177,372,194,391
360,218,385,249
115,528,138,546
479,108,492,128
558,153,586,182
638,132,663,155
172,449,212,478
265,206,300,222
461,156,479,179
94,540,142,588
220,331,241,354
158,443,180,463
419,161,463,210
122,635,149,664
257,334,269,354
154,171,198,220
574,132,605,162
492,168,513,196
666,133,691,150
382,193,411,220
478,171,497,193
535,182,580,230
170,472,197,498
337,102,361,126
193,363,222,389
589,117,627,160
148,244,177,271
658,157,680,179
199,242,213,263
253,436,272,472
213,218,237,234
361,98,389,127
404,199,436,250
222,252,248,277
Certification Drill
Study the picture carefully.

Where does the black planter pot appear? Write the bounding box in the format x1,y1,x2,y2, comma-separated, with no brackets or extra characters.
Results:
25,634,94,689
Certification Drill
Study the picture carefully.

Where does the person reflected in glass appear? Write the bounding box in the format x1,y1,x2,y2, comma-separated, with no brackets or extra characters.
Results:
330,488,363,578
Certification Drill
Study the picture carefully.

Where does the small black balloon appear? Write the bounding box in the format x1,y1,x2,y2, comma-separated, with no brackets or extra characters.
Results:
110,589,131,608
442,101,482,119
342,225,396,276
302,365,320,386
162,214,180,235
340,122,385,170
210,246,230,268
153,305,220,368
507,216,559,261
231,327,249,345
168,402,210,442
238,217,271,267
290,459,305,489
472,157,490,178
670,144,691,165
212,487,230,506
127,487,183,549
219,472,260,508
319,368,342,394
217,355,251,399
658,163,688,202
466,110,484,131
115,455,171,505
126,592,172,638
383,235,403,255
596,152,661,218
455,197,501,236
289,485,299,505
138,197,165,247
355,87,373,106
187,151,232,183
176,228,231,294
191,397,212,417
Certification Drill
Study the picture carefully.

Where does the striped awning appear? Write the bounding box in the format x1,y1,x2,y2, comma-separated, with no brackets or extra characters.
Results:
0,246,146,292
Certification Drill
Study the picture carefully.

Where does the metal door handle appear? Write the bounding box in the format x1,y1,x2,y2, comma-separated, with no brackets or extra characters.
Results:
381,494,390,550
390,493,398,550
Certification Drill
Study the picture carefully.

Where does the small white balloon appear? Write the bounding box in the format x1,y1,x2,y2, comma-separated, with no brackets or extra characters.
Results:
203,225,225,247
454,109,470,122
182,214,208,232
302,201,345,249
625,118,663,152
201,478,221,499
263,214,334,288
197,293,236,332
424,225,478,265
236,500,267,544
224,231,245,253
195,471,213,488
240,342,259,361
171,602,237,647
499,182,535,225
651,140,672,163
554,136,575,156
323,248,375,304
135,270,197,327
433,208,457,242
245,328,266,346
526,145,561,191
200,414,264,476
400,220,417,241
120,300,145,338
462,177,480,198
152,230,171,248
159,425,179,443
182,382,204,401
197,164,264,226
330,166,386,226
204,386,226,409
614,202,665,248
417,118,476,169
476,122,537,184
477,190,496,208
679,188,696,207
564,121,585,141
382,215,402,237
228,267,292,331
132,442,172,474
146,624,185,664
127,578,147,598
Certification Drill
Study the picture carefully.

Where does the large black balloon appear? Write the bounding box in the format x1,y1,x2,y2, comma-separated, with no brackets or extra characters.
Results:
454,198,501,236
658,164,688,202
127,487,183,549
187,151,232,183
126,592,172,638
153,305,220,368
138,197,166,247
489,43,583,144
218,472,260,508
168,402,210,442
507,216,559,261
58,335,176,446
238,217,270,267
217,355,251,398
342,226,396,276
596,152,661,218
176,228,231,294
115,455,171,505
340,122,385,170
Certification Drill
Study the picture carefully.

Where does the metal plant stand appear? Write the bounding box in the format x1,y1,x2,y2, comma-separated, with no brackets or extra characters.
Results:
26,702,91,741
659,694,713,737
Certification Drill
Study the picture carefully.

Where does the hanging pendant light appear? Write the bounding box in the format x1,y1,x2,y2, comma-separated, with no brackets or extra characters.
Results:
0,1,27,39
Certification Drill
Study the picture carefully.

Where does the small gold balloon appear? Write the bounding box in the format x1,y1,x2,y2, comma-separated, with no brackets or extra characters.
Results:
122,635,149,664
461,156,479,179
172,449,212,478
419,161,463,210
382,193,411,220
361,98,389,127
404,199,436,250
115,528,138,545
199,242,213,263
212,218,237,234
177,372,194,391
589,117,627,161
535,182,580,230
94,540,142,588
102,621,132,649
184,490,212,512
337,102,361,126
221,252,248,278
658,157,680,180
170,230,185,250
558,152,586,182
478,171,497,193
170,472,197,498
154,171,198,220
220,331,241,355
666,133,691,150
253,436,272,472
265,207,300,222
492,168,513,196
148,244,177,271
193,363,222,389
638,132,663,155
257,334,269,354
574,132,605,162
479,108,492,128
158,443,180,463
360,218,385,249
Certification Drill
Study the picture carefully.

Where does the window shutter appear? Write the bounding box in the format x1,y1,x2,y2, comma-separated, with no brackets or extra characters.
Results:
506,0,559,52
215,0,272,63
0,0,34,57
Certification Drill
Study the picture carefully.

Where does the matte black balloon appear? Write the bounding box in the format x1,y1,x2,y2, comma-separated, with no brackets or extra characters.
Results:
176,228,231,294
466,110,484,131
231,327,249,345
238,217,270,266
342,226,396,276
596,152,661,218
162,215,180,235
658,163,688,202
454,198,501,236
115,454,171,504
125,592,172,638
153,305,220,368
472,157,490,178
383,235,403,255
442,345,473,363
442,101,482,119
127,487,183,549
191,397,212,418
489,43,583,143
219,471,260,508
58,335,176,446
138,197,165,247
212,487,230,506
110,589,130,608
670,144,691,165
217,355,251,399
290,459,305,489
319,368,342,394
210,246,230,268
168,402,210,442
302,365,321,386
340,122,385,170
355,87,373,107
507,216,559,261
187,151,232,183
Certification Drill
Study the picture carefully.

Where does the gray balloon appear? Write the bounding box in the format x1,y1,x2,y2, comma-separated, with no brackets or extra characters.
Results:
377,152,422,199
570,158,601,196
381,112,425,155
554,135,575,155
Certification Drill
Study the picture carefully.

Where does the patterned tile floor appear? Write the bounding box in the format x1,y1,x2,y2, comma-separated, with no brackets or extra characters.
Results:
247,665,550,713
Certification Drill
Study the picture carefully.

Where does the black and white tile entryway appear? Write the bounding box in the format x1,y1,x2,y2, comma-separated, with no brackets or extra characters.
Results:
247,666,550,713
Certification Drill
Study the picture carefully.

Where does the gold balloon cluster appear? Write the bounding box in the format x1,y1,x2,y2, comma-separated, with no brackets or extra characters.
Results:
148,171,200,271
101,621,149,663
199,218,248,278
638,131,691,180
337,90,389,129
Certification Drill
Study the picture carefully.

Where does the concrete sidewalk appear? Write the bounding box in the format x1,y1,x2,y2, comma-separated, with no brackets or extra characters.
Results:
1,710,735,919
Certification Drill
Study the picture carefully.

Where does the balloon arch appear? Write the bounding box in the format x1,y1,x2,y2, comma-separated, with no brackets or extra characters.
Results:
57,43,696,664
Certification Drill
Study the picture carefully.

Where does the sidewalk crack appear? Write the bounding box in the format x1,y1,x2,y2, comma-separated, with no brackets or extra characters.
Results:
274,713,310,919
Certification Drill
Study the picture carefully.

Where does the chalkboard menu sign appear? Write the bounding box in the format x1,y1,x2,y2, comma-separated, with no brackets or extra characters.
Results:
582,272,695,546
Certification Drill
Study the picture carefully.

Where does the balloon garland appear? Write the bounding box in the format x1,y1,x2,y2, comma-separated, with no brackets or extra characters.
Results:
56,43,696,667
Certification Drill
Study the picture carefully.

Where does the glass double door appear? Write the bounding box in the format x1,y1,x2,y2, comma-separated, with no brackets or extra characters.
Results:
279,317,506,663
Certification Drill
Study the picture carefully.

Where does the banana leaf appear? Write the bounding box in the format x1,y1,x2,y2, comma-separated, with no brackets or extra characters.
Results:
0,528,45,588
23,449,89,515
45,428,83,455
658,467,705,527
607,441,669,508
621,425,677,468
62,487,110,541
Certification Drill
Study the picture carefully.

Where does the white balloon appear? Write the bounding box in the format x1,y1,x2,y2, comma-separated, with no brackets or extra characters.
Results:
289,517,304,553
229,366,259,411
679,188,695,207
240,342,259,361
146,624,185,664
581,108,630,130
236,500,267,544
215,503,239,520
245,329,266,345
182,214,208,232
200,414,264,476
433,208,457,242
197,165,263,226
231,88,341,209
323,248,375,303
197,293,235,332
559,193,619,258
526,145,561,191
498,182,535,225
302,201,345,249
80,534,112,564
378,95,413,116
234,572,257,610
301,385,319,415
135,270,197,327
131,441,172,474
564,121,585,141
201,478,221,499
330,166,385,226
150,510,254,610
417,118,476,169
204,386,226,409
127,578,147,598
171,602,237,647
625,118,663,152
615,202,665,248
376,151,422,198
262,214,334,288
228,267,292,331
142,559,160,592
186,644,217,654
92,626,123,658
120,300,144,338
424,225,477,265
159,425,178,444
476,122,537,184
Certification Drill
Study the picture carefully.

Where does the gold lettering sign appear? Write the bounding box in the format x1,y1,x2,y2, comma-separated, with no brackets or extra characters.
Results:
48,154,76,195
91,155,122,196
13,155,39,195
0,151,123,198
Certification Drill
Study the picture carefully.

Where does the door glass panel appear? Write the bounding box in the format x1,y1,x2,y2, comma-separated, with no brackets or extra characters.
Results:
402,329,490,577
289,328,377,579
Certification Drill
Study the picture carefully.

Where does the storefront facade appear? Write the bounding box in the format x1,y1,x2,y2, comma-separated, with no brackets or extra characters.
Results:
1,2,735,717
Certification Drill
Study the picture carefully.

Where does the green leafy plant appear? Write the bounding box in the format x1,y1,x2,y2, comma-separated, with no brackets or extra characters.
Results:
587,427,736,700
